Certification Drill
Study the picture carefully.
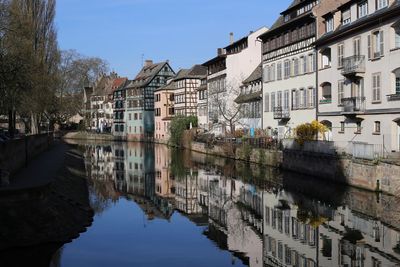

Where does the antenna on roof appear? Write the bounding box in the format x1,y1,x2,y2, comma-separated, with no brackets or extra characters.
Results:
141,54,144,67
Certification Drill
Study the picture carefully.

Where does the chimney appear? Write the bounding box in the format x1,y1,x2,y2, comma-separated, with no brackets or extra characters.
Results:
217,48,226,56
229,32,234,44
144,60,153,67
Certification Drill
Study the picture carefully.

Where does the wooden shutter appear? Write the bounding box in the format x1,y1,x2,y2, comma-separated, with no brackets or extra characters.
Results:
368,35,371,59
379,30,384,56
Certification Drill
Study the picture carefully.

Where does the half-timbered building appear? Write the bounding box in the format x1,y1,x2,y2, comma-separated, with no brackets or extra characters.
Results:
260,0,320,138
125,60,175,141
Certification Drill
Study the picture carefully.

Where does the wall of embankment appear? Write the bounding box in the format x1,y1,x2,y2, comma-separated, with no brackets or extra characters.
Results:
0,133,54,176
188,141,400,195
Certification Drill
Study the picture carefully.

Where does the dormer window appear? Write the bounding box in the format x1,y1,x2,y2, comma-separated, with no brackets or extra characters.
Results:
358,1,368,18
284,14,290,22
342,9,351,25
325,16,334,33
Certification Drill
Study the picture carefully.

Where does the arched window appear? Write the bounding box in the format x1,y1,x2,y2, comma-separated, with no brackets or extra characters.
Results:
320,82,332,104
394,68,400,95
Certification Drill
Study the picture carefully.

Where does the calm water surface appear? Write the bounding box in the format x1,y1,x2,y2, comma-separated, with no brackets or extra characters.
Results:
5,141,400,267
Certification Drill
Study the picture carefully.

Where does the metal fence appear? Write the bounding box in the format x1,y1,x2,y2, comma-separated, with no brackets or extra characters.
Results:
349,142,385,160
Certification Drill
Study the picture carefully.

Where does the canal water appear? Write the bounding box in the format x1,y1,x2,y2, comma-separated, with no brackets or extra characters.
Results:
2,141,400,266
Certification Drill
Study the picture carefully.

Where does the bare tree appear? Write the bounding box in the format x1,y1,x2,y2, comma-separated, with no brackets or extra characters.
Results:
208,78,244,135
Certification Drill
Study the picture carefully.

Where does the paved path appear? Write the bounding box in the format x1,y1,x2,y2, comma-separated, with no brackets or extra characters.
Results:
0,141,68,192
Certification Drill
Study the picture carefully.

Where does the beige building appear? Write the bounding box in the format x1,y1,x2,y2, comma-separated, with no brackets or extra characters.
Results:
154,82,175,142
316,0,400,153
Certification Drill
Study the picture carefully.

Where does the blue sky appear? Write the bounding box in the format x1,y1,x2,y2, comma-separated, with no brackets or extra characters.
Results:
56,0,292,78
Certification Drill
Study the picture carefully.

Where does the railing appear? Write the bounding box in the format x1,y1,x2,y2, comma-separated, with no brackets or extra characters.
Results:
349,142,385,160
273,107,290,120
341,97,365,114
387,94,400,101
342,55,365,76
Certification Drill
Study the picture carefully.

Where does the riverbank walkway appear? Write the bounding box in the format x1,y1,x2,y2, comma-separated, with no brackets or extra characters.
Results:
0,141,68,192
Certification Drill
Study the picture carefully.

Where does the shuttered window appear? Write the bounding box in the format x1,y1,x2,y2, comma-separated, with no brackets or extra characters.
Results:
372,73,381,102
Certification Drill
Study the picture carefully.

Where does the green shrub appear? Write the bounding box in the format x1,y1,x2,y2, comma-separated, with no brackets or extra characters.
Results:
169,116,198,147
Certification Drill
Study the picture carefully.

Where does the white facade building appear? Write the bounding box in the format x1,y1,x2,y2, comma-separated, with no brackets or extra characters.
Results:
204,28,268,134
316,0,400,153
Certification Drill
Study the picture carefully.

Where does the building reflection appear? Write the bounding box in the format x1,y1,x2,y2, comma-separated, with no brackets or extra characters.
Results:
83,143,400,267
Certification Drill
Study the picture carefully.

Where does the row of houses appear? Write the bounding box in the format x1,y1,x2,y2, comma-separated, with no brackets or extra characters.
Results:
84,0,400,153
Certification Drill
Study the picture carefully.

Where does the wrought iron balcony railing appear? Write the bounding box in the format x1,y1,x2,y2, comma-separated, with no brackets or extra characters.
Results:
341,97,366,115
273,107,290,120
341,55,365,76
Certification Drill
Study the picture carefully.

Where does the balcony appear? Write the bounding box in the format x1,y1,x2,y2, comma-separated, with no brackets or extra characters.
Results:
341,97,366,115
387,94,400,101
341,55,365,77
273,107,290,120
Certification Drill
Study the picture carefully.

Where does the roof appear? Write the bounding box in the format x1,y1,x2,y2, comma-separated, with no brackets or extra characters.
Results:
174,65,207,81
130,61,170,88
202,55,226,66
242,64,262,85
154,80,175,92
234,91,262,104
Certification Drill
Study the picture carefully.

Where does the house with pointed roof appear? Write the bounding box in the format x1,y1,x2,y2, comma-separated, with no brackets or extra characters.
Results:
112,79,130,139
124,60,175,141
173,65,207,117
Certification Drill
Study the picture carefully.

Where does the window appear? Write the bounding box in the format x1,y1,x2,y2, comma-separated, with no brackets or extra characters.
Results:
277,62,282,80
284,90,290,110
134,113,138,120
353,37,361,56
264,65,270,82
395,25,400,49
356,121,362,134
325,16,334,32
340,122,345,133
291,89,299,110
372,73,381,102
308,87,315,107
300,89,307,108
321,82,332,103
358,1,368,18
284,60,291,79
271,92,276,110
264,93,269,112
342,9,351,25
129,113,132,120
396,70,400,94
369,30,384,59
338,80,345,105
338,43,344,68
321,48,331,68
271,63,276,81
376,0,388,10
309,53,316,72
277,91,282,107
374,121,381,133
293,58,299,76
302,55,308,73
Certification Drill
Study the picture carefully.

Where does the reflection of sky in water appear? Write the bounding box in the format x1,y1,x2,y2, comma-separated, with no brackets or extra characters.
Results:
61,198,245,267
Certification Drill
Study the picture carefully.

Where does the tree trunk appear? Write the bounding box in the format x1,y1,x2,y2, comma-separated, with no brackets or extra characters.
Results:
30,112,39,134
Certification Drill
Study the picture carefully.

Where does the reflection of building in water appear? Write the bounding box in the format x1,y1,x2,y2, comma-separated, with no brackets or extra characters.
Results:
83,143,400,267
154,145,174,198
261,187,400,267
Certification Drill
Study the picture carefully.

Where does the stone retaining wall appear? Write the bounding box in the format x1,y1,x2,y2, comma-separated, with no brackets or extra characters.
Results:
189,141,400,194
0,133,54,176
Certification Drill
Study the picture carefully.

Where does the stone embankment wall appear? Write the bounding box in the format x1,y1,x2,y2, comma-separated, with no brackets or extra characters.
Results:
189,141,400,194
63,131,114,141
0,133,54,176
